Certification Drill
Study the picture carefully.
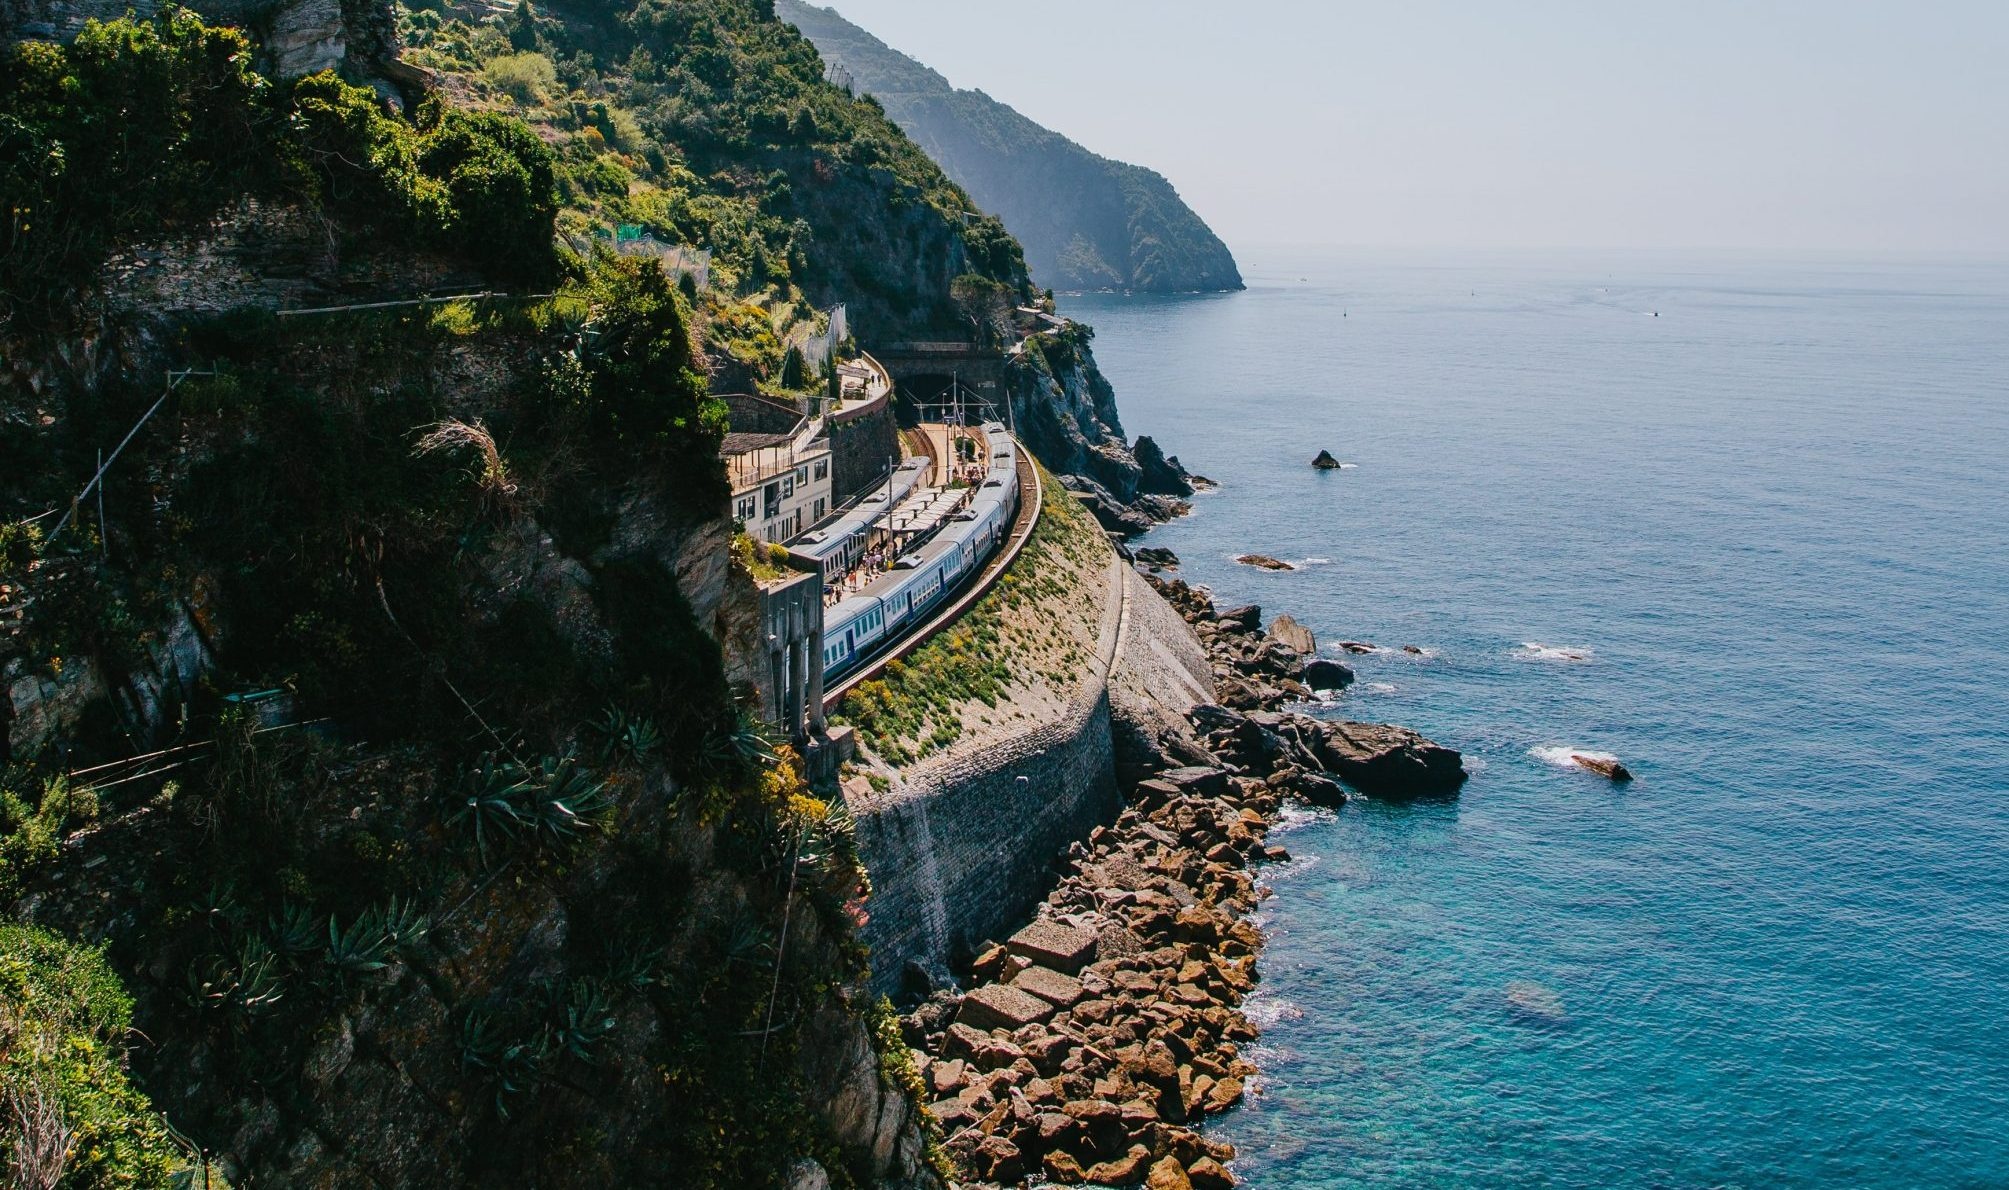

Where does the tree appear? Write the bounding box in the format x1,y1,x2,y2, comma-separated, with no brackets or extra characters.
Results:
950,274,1014,348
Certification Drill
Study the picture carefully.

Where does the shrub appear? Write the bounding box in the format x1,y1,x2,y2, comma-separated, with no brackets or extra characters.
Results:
0,775,96,903
483,51,556,104
0,925,181,1187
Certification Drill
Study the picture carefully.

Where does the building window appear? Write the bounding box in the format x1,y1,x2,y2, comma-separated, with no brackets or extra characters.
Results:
764,482,781,519
813,498,827,520
736,496,756,521
813,459,829,481
795,465,809,485
782,476,795,498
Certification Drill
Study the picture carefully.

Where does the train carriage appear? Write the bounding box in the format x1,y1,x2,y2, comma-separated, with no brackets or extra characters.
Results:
819,423,1021,684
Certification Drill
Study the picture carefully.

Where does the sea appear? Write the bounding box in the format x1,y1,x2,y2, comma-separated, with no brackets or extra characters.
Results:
1061,248,2009,1189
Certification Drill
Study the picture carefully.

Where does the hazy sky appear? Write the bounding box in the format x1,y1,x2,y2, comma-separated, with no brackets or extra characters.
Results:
810,1,2009,252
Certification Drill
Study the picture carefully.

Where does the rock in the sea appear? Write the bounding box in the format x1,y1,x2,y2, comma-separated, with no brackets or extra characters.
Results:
1311,449,1341,470
1266,614,1315,654
1401,645,1425,655
1135,546,1181,570
1135,435,1198,497
1571,753,1634,781
1234,554,1295,571
1302,657,1355,691
1336,640,1376,654
1312,720,1467,798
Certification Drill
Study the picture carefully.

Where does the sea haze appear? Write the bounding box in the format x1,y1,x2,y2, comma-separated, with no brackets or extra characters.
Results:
1063,248,2009,1188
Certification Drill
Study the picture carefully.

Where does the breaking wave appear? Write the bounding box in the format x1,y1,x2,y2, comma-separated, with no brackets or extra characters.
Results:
1515,641,1594,663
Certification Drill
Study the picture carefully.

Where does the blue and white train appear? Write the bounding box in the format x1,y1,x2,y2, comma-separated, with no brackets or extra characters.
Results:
820,423,1020,681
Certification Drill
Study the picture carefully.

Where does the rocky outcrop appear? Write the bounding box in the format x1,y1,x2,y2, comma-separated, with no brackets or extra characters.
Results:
1133,437,1196,498
1310,720,1468,798
1311,450,1340,470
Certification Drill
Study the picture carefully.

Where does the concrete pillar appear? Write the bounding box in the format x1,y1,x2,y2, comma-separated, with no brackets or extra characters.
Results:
769,644,785,725
787,638,807,741
808,624,827,734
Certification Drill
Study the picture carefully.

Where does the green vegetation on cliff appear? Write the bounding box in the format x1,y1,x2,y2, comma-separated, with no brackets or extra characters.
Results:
776,0,1242,293
1,5,961,1182
398,0,1032,374
0,9,559,326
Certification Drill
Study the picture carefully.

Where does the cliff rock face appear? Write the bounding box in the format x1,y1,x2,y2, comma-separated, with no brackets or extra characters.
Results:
778,0,1242,294
2,0,416,88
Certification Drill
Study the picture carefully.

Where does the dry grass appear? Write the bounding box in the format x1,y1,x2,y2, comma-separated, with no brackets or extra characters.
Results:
413,418,519,506
4,1082,74,1190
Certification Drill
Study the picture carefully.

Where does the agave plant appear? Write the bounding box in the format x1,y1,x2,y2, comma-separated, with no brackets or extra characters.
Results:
605,938,664,992
720,918,772,968
550,979,616,1065
459,1008,504,1073
698,710,780,778
489,1035,551,1120
592,704,661,768
447,754,534,865
187,938,285,1017
324,908,392,980
267,902,322,960
194,881,246,936
378,895,433,955
521,756,612,844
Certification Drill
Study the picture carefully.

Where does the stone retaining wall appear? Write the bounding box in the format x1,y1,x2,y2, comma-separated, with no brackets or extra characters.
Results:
851,545,1215,997
853,685,1119,997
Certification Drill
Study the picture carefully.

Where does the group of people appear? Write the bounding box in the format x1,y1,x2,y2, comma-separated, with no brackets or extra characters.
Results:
823,546,891,606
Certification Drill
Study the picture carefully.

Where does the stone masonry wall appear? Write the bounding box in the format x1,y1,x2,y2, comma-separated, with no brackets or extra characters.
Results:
852,684,1118,997
849,540,1215,998
828,398,899,506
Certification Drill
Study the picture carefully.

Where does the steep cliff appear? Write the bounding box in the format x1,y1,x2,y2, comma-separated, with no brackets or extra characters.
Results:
0,10,954,1185
776,0,1243,294
0,0,1194,1180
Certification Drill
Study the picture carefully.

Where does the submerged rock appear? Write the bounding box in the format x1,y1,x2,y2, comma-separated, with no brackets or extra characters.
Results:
1571,753,1634,781
1234,554,1295,571
1504,980,1568,1026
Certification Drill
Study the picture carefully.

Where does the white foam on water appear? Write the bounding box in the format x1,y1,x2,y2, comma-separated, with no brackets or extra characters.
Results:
1337,462,1359,469
1246,994,1306,1028
1300,556,1333,566
1363,682,1398,694
1515,641,1594,663
1531,745,1619,771
1271,802,1337,835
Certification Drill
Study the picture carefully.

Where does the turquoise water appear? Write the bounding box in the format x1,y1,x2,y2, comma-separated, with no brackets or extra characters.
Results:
1063,249,2009,1188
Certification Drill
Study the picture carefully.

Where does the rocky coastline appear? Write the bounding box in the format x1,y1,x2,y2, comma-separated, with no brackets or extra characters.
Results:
901,567,1465,1187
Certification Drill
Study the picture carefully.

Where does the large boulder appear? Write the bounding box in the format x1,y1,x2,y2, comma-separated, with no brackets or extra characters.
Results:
958,983,1056,1032
1266,614,1315,654
1006,920,1098,975
1312,721,1467,798
1302,658,1355,691
1213,604,1261,632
